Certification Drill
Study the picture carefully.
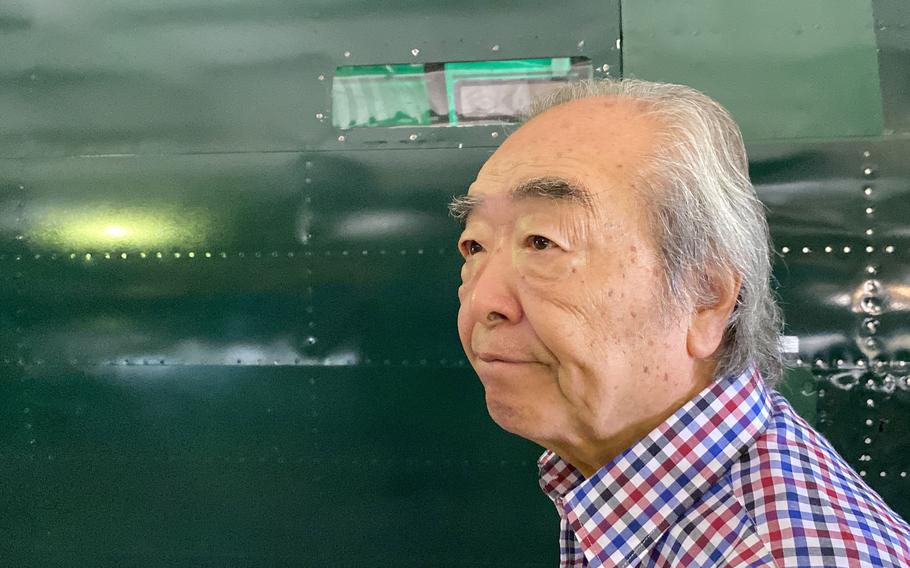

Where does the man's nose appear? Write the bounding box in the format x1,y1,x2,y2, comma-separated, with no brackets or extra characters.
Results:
466,249,523,325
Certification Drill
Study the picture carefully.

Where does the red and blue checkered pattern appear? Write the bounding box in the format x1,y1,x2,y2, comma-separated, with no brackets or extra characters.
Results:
538,367,910,567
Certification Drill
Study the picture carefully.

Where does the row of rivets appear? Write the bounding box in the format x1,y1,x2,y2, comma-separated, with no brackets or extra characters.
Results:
0,248,452,261
861,151,882,365
778,245,897,254
0,358,469,367
0,455,531,468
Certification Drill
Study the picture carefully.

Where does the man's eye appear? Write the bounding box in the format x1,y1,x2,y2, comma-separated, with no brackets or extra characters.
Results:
462,240,484,256
528,235,554,251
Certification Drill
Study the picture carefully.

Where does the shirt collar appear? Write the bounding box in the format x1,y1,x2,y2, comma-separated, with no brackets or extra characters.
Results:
538,366,772,567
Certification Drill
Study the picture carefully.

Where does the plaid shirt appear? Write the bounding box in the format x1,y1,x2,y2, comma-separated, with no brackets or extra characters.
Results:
538,367,910,567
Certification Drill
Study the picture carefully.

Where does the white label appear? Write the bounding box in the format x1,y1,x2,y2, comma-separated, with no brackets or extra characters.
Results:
779,335,799,354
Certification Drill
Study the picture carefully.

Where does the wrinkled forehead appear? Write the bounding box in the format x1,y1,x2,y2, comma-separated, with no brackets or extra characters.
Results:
460,96,660,221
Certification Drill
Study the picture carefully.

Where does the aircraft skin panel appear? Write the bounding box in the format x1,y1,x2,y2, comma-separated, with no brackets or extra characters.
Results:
1,0,909,565
623,0,883,141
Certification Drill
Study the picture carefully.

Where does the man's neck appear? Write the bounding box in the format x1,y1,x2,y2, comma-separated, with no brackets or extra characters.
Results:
550,360,718,478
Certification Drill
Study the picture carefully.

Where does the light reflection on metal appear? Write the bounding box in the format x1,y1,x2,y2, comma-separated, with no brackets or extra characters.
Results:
116,339,360,367
334,210,434,239
24,206,213,249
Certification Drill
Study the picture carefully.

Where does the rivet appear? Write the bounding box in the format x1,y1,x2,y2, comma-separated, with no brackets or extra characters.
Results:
864,437,872,444
801,247,810,254
188,252,195,258
120,253,127,259
140,252,147,258
457,143,463,149
343,51,351,58
491,44,500,51
860,470,867,477
864,318,880,333
863,167,873,176
315,112,324,120
866,265,876,274
866,207,874,215
409,133,418,141
69,253,76,259
601,63,610,72
866,246,874,253
317,74,325,81
491,131,499,138
174,252,181,259
866,419,874,426
866,229,874,236
156,252,163,258
338,135,345,142
410,48,420,56
866,398,875,407
885,245,895,253
85,253,92,260
864,187,872,196
204,252,212,258
781,246,790,254
104,253,111,259
823,246,832,253
843,246,852,253
836,359,845,367
577,40,585,50
881,471,887,477
863,150,871,157
902,472,907,478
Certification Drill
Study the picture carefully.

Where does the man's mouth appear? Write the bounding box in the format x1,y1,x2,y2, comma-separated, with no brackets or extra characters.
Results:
475,352,533,364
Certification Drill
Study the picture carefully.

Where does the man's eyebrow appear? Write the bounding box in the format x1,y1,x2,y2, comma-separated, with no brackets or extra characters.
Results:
448,177,593,227
448,194,481,227
511,177,594,207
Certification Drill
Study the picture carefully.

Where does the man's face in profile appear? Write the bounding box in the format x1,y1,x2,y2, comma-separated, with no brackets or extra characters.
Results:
455,97,699,457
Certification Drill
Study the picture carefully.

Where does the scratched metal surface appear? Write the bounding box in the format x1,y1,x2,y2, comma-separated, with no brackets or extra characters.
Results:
1,0,908,565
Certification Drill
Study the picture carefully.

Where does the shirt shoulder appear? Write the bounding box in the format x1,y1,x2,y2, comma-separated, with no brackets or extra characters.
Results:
730,391,910,567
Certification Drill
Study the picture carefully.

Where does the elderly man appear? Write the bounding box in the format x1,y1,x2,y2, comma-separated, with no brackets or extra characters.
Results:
450,79,910,567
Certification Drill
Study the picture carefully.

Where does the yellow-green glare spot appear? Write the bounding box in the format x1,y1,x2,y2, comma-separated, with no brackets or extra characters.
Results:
104,225,129,238
29,207,214,250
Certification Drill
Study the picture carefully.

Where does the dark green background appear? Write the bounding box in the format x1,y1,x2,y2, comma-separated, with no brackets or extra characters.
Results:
1,1,909,565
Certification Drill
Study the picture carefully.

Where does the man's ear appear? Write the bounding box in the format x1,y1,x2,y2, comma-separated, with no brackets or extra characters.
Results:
686,269,742,360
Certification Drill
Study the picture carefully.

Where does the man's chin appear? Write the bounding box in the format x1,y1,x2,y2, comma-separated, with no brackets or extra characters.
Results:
485,396,533,437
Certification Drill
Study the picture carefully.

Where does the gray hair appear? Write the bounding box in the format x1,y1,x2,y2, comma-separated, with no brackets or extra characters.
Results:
526,79,784,386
